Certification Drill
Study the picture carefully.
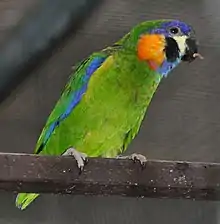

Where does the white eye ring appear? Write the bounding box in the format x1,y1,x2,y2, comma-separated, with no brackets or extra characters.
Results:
169,27,181,35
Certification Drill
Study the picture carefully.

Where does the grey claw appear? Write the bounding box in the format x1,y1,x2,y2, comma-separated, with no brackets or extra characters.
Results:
62,148,88,172
116,153,147,169
131,153,147,166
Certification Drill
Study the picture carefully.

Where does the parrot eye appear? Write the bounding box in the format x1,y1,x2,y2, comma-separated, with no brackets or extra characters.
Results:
169,27,181,35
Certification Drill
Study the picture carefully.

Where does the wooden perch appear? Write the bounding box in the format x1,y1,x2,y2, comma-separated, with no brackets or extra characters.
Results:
0,152,219,201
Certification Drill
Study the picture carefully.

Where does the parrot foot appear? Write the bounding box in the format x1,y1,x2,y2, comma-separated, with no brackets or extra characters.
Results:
62,147,88,172
116,153,147,168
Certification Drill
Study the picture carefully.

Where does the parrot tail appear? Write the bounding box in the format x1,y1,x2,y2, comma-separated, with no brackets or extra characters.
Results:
15,193,40,210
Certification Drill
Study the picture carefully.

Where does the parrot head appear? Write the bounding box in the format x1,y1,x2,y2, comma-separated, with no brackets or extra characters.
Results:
123,19,203,77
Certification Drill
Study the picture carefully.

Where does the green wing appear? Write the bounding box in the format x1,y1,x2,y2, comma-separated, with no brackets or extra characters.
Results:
34,53,105,154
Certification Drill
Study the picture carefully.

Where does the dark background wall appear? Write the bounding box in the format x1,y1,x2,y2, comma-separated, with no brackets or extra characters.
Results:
0,0,219,223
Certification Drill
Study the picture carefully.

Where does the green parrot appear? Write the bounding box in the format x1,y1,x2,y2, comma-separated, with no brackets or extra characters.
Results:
15,19,202,210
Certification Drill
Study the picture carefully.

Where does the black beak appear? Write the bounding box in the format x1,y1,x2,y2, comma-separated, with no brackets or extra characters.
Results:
181,38,199,62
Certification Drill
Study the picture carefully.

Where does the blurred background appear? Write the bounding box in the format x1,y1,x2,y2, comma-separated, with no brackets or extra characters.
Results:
0,0,219,223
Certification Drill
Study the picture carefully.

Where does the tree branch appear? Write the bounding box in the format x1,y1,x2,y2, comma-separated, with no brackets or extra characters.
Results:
0,152,219,201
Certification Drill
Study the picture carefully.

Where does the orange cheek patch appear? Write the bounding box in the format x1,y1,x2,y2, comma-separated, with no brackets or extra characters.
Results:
137,34,166,70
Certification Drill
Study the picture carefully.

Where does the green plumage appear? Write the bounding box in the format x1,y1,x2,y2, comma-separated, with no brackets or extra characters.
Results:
39,54,160,156
15,20,181,210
